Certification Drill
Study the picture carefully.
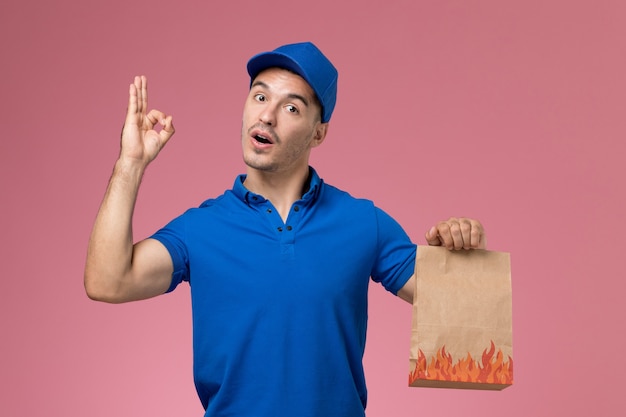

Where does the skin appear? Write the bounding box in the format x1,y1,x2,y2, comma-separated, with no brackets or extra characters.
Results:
84,76,175,303
240,68,328,220
84,71,486,304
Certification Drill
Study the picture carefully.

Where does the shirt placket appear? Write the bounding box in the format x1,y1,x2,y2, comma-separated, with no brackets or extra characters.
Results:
263,201,302,258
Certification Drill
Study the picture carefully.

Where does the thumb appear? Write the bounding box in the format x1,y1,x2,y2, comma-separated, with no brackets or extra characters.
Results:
159,115,175,143
425,226,442,246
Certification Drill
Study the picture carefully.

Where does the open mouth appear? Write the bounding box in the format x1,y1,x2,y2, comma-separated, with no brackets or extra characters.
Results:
253,133,272,144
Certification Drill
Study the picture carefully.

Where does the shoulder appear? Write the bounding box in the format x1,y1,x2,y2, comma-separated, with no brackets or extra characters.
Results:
319,182,375,210
319,181,409,238
198,192,231,210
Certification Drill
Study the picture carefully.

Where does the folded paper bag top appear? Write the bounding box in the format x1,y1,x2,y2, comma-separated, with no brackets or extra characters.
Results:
408,246,513,390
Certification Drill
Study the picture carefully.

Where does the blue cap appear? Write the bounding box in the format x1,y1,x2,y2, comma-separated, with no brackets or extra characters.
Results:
247,42,338,123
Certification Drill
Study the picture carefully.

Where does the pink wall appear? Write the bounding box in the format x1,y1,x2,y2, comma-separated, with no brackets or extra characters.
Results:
2,0,625,415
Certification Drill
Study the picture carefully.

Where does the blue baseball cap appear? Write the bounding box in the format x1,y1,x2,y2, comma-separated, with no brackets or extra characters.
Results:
247,42,338,123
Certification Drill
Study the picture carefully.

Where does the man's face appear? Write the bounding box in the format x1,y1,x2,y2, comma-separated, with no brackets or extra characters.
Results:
241,67,327,175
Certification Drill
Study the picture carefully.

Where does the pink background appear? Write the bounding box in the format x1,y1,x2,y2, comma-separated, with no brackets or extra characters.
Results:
2,0,625,415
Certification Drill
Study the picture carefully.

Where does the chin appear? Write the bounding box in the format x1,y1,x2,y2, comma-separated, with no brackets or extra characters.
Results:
243,156,278,173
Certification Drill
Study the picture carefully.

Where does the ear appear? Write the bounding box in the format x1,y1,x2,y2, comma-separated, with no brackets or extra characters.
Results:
311,123,329,148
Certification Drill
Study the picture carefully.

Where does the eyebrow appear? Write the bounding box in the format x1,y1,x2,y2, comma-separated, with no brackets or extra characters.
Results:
251,80,310,107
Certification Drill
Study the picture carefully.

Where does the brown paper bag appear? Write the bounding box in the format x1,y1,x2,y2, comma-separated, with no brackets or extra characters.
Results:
408,246,513,390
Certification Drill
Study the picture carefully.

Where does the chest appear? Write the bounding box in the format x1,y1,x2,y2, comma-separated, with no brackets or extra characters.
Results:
184,201,378,310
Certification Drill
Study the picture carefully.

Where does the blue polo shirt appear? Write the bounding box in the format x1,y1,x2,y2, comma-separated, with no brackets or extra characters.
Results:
151,168,416,417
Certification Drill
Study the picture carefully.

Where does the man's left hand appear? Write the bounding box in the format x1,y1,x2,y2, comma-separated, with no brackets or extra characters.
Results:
425,217,486,250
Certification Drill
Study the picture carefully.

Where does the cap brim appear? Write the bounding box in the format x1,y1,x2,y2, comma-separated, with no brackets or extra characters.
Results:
247,52,311,87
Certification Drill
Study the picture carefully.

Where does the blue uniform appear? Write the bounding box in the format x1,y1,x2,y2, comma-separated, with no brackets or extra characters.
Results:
151,168,416,417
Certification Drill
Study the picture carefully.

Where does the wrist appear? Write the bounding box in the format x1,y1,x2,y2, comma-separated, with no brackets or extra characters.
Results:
113,157,147,184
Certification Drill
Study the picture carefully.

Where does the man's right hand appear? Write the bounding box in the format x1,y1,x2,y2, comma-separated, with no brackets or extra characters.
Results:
121,75,175,167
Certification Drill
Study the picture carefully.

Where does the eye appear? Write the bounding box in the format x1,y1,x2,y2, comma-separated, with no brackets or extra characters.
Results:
254,93,266,102
285,104,299,114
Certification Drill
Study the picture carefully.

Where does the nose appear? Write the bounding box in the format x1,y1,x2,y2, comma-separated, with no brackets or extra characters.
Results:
259,104,277,126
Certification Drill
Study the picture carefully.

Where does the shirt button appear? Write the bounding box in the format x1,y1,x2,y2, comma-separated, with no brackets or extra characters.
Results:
286,225,293,231
294,206,300,212
277,227,283,232
267,208,272,213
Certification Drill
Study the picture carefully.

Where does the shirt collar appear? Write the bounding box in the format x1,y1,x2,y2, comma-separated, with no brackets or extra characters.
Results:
233,166,323,206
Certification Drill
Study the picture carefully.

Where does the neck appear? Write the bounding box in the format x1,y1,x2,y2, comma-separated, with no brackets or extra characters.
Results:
243,166,310,222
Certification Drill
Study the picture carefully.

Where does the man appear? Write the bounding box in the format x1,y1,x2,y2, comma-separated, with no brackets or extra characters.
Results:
85,42,485,416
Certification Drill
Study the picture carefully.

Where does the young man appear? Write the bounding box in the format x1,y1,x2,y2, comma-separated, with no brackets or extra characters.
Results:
85,42,485,417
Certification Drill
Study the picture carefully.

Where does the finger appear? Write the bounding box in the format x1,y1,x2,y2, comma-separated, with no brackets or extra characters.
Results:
448,219,465,250
146,109,166,130
159,115,175,143
459,218,472,250
425,226,442,246
141,75,148,115
468,219,486,249
134,76,143,114
436,222,455,249
145,110,175,143
127,81,138,115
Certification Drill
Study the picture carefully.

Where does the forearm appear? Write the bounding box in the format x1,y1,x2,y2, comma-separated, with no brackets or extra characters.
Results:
84,158,146,302
397,274,415,304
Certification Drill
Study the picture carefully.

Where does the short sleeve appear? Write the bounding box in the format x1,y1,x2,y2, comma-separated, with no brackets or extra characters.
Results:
150,214,190,293
370,207,417,295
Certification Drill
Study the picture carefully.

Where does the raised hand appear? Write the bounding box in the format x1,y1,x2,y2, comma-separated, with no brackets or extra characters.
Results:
120,75,175,167
425,217,486,250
